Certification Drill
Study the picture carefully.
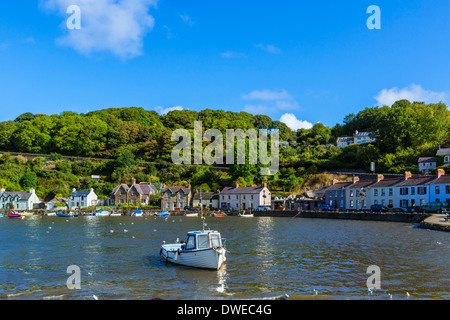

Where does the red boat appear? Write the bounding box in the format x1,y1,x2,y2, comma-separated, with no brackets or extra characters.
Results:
213,213,226,217
8,212,23,218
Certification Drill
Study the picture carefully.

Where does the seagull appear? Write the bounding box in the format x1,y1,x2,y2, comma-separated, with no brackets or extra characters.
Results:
124,229,128,233
406,292,410,298
312,289,318,296
368,288,373,295
92,294,98,300
387,293,393,300
284,293,290,300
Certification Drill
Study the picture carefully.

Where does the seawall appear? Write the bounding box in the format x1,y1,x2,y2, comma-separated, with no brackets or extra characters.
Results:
254,210,429,224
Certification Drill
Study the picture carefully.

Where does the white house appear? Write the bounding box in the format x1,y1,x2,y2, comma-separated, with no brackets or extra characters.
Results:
418,157,437,174
344,176,377,211
68,188,98,209
436,148,450,165
0,188,42,210
219,183,271,210
192,192,220,209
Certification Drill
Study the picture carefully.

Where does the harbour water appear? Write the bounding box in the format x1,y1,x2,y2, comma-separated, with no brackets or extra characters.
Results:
0,215,448,300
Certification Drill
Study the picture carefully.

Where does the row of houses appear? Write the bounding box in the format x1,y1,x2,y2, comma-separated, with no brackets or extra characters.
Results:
325,169,450,211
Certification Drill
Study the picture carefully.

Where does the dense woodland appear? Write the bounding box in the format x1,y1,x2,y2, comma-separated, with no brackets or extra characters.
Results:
0,99,449,201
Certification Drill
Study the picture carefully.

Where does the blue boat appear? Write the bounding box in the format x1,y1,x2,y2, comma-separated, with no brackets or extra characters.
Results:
131,210,143,217
56,212,78,218
154,211,170,218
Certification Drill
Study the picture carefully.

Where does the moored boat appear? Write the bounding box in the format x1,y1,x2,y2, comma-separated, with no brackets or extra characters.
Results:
45,212,57,216
212,213,225,217
110,213,122,216
160,230,227,270
155,211,170,218
95,210,111,216
131,210,143,217
56,212,78,218
8,212,23,218
20,212,34,217
238,211,254,218
184,212,199,217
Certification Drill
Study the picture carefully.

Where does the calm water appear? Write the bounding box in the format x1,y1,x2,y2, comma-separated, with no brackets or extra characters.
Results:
0,215,448,300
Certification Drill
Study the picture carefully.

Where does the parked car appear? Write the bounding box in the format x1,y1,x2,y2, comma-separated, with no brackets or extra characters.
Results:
220,206,234,212
388,207,407,213
321,203,333,211
183,206,199,211
422,202,449,213
256,206,270,211
370,204,389,212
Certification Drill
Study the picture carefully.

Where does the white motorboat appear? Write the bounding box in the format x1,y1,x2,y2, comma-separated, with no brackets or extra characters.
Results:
184,212,199,217
238,211,254,218
45,212,57,216
131,210,143,217
160,230,227,270
95,210,111,216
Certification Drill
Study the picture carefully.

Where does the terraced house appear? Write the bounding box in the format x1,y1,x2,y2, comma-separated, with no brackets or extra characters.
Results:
111,178,158,205
160,184,192,210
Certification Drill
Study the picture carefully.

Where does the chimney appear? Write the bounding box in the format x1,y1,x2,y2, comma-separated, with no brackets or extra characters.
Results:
131,177,136,185
377,174,384,182
263,182,268,188
332,179,339,185
352,176,359,184
0,188,4,194
162,183,166,189
72,188,76,193
235,183,239,188
188,184,191,189
29,188,35,194
404,171,412,180
437,168,445,178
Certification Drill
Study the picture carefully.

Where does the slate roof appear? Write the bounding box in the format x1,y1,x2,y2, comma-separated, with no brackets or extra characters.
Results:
161,186,191,195
436,148,450,156
0,191,32,200
220,186,266,194
418,157,436,163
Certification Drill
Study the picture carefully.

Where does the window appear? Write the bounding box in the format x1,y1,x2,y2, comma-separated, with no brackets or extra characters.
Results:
435,186,440,194
222,196,224,200
166,203,170,209
185,235,196,250
374,189,378,196
198,235,210,248
400,188,408,195
179,193,183,200
381,189,385,196
350,190,354,197
410,187,415,195
211,235,221,248
350,200,354,208
389,188,393,196
180,202,183,208
446,186,450,194
166,194,171,200
400,200,408,207
418,187,427,195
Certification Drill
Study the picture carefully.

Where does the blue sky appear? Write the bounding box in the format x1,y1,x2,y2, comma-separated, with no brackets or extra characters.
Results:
0,0,449,130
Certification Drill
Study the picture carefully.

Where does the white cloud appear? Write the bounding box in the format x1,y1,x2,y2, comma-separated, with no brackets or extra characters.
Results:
255,43,282,55
180,14,195,26
155,106,184,115
42,0,158,59
375,84,447,106
280,113,313,131
221,51,246,59
243,89,292,101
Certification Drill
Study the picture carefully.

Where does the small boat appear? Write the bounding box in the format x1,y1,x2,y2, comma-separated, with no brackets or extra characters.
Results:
8,212,23,218
212,213,226,217
155,211,170,218
0,214,4,217
184,212,199,217
160,230,227,270
82,212,95,216
56,212,78,218
45,212,57,216
110,213,122,217
20,212,34,217
95,210,111,216
131,210,143,217
238,211,254,218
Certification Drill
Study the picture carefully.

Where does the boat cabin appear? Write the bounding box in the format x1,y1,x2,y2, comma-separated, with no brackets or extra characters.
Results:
182,231,223,251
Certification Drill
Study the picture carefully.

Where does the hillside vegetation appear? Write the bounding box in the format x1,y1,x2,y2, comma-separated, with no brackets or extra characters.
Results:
0,99,449,200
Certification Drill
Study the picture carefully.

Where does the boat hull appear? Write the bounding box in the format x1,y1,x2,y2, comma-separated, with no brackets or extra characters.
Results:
238,214,254,218
160,245,226,270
